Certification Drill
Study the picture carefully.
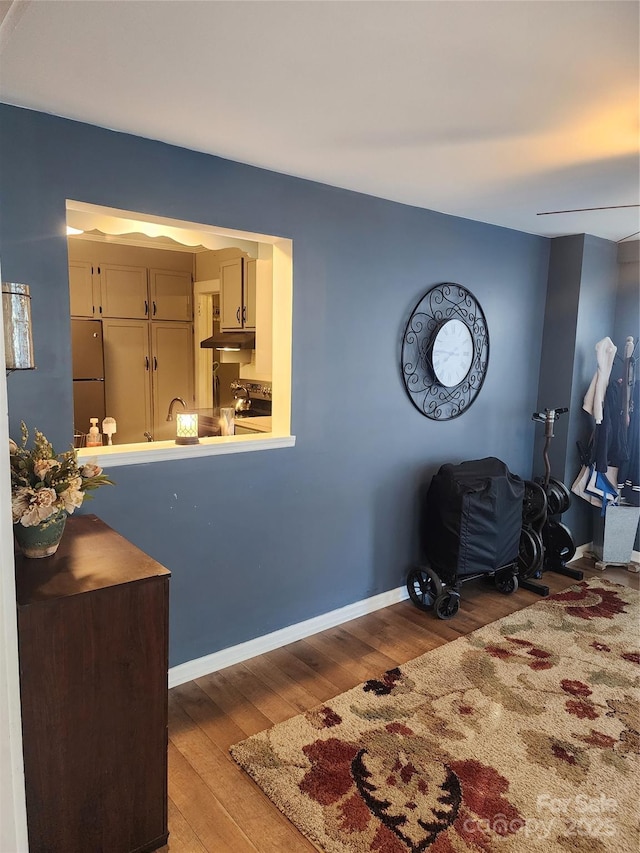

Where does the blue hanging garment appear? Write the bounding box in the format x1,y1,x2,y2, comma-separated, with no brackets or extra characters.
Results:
585,466,619,516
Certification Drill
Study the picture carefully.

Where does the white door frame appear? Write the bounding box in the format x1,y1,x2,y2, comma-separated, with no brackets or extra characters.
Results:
0,261,29,851
193,279,219,410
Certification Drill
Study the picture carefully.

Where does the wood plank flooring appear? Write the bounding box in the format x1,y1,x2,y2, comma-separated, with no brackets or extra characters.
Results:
160,557,639,852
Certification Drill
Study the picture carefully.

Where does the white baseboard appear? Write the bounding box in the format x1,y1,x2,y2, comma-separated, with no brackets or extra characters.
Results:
170,539,640,689
572,541,593,560
169,583,410,688
572,541,640,563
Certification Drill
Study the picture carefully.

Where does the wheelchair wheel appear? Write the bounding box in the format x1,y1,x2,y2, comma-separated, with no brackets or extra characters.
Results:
522,480,547,526
407,565,442,611
495,571,519,595
435,591,460,620
517,527,543,579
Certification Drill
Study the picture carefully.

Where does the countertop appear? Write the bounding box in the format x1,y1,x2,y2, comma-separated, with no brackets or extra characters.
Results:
192,409,272,435
234,416,272,433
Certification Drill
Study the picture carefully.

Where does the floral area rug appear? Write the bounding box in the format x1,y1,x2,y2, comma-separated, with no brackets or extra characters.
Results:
231,579,640,852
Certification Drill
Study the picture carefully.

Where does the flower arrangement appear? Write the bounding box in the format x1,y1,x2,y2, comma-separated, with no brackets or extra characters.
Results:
10,422,113,527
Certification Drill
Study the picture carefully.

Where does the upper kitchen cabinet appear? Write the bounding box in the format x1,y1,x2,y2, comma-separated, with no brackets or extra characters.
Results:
69,261,100,318
100,266,192,321
101,264,149,319
68,242,194,322
220,257,256,331
244,259,257,328
149,269,192,321
69,261,149,320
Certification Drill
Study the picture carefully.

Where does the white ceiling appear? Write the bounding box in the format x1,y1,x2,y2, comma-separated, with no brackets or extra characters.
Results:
1,0,638,242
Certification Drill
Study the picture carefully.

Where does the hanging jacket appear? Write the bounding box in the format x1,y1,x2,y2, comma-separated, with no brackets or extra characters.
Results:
593,380,629,473
583,337,617,424
618,381,639,506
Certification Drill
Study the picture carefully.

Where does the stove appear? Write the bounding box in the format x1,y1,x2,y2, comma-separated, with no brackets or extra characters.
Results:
231,380,272,419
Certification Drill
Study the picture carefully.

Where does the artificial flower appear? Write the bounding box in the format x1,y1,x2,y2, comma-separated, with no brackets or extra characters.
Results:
9,423,113,527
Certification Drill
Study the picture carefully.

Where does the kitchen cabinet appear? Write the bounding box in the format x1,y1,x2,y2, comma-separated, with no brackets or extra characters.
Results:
69,260,100,317
15,514,170,853
149,268,192,321
103,319,153,443
68,262,148,319
151,321,195,440
220,257,256,331
101,264,150,319
244,258,257,328
102,319,194,443
69,262,192,322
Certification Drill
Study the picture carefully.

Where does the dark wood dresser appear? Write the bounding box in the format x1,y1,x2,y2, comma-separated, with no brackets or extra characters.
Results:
15,514,171,853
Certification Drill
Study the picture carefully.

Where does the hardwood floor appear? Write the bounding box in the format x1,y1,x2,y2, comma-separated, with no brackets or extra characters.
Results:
159,557,639,852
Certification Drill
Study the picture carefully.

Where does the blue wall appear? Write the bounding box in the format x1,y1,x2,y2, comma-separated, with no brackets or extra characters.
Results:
535,235,620,546
613,243,640,551
614,243,640,350
534,235,584,485
1,105,552,666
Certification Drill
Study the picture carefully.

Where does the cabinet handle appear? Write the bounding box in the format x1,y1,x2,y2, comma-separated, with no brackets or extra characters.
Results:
144,300,148,316
145,356,149,371
153,356,158,371
153,301,157,316
242,306,247,324
236,306,241,324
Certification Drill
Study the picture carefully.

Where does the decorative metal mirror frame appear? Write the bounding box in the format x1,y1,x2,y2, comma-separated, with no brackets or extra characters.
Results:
401,283,489,421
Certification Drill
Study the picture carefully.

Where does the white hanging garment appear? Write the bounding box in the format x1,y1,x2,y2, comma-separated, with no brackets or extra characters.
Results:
582,336,617,424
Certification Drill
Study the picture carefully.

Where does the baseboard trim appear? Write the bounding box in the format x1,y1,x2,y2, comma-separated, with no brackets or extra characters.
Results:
169,583,410,688
170,540,640,689
572,541,593,561
572,541,640,563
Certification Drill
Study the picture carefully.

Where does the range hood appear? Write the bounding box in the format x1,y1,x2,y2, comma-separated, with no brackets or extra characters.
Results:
200,331,255,351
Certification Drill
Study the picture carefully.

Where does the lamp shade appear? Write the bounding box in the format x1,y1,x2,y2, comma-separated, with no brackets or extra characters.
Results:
2,282,35,370
175,412,199,445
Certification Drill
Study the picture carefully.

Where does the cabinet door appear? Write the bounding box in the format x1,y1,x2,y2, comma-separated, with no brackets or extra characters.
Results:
243,259,256,330
68,261,96,317
102,319,152,443
150,269,193,321
219,257,243,330
151,322,194,441
101,264,148,319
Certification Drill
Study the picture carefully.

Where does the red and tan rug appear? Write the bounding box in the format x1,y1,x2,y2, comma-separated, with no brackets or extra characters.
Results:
231,579,640,852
